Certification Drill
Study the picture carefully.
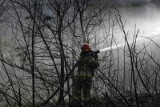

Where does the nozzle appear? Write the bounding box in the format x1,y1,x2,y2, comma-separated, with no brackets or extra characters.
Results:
89,50,100,56
94,50,100,54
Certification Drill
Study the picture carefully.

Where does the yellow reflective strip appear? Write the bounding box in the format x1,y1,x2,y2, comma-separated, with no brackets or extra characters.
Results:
80,74,92,77
73,96,81,100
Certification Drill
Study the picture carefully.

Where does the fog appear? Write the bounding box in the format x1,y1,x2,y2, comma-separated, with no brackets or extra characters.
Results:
0,1,160,106
100,2,160,50
118,3,160,36
94,2,160,90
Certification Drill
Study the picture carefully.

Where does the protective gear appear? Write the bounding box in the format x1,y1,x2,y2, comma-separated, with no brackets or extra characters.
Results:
72,76,92,102
81,43,91,51
72,49,99,106
90,51,98,60
78,51,99,76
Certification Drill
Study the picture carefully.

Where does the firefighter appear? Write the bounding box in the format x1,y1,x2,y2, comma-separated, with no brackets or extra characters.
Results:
72,43,99,106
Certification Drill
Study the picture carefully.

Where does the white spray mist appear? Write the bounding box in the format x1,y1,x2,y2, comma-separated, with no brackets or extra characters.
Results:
99,34,159,53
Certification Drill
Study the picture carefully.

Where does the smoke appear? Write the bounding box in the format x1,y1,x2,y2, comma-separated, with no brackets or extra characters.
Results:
117,3,160,37
101,3,160,53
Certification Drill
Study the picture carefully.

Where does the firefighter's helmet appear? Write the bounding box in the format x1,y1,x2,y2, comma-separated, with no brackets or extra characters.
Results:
81,43,91,51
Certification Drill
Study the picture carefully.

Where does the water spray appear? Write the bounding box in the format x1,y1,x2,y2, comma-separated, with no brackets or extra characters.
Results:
91,34,159,55
91,42,126,55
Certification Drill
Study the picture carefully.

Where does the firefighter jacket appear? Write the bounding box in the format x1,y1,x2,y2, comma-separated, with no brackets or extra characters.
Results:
77,51,99,77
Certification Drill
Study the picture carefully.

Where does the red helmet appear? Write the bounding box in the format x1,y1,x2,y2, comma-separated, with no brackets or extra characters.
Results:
81,43,91,50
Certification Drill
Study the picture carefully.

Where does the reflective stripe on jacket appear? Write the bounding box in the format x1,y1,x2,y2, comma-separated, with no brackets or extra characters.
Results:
79,71,93,77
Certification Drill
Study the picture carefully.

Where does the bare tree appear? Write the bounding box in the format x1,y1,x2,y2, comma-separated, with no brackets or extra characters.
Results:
0,0,108,107
1,0,160,107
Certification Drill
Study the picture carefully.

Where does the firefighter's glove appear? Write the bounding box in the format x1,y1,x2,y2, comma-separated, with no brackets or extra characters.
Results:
91,53,98,59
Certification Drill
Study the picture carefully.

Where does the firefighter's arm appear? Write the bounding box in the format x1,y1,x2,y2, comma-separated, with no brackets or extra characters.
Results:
91,56,99,69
